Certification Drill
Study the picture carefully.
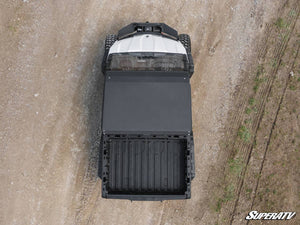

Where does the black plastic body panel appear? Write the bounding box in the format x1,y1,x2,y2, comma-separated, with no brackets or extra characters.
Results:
102,71,192,134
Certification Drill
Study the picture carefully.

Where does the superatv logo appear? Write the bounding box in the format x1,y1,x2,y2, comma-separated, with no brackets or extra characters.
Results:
245,211,296,220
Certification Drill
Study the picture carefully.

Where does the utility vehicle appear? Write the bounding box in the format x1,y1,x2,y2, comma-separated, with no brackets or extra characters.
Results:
99,22,195,200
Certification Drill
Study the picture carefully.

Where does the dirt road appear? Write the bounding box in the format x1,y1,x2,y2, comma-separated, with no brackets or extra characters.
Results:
1,0,293,225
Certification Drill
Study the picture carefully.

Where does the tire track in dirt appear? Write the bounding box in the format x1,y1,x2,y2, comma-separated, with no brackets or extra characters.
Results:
247,52,299,225
74,44,104,225
215,0,299,223
235,5,299,219
234,14,300,223
247,17,300,220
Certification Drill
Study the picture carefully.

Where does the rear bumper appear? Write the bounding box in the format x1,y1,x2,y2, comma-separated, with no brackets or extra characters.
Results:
104,194,190,201
118,22,178,40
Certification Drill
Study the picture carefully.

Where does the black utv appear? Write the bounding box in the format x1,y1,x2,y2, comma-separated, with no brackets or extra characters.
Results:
99,22,195,200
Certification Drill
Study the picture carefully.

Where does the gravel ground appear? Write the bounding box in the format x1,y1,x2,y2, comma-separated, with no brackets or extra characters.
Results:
0,0,282,224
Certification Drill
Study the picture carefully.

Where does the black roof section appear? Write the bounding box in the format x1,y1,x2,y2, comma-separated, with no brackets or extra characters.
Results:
102,71,192,134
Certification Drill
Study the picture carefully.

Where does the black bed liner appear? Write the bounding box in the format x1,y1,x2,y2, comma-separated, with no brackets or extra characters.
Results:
108,138,185,192
101,135,194,200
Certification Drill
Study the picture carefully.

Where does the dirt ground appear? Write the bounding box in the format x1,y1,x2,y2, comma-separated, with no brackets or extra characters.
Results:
212,1,300,224
1,0,298,225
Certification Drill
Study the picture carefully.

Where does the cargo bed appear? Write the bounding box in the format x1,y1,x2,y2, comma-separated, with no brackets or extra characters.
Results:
101,135,194,200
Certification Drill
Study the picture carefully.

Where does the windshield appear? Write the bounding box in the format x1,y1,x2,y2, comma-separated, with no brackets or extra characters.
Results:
107,52,188,71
